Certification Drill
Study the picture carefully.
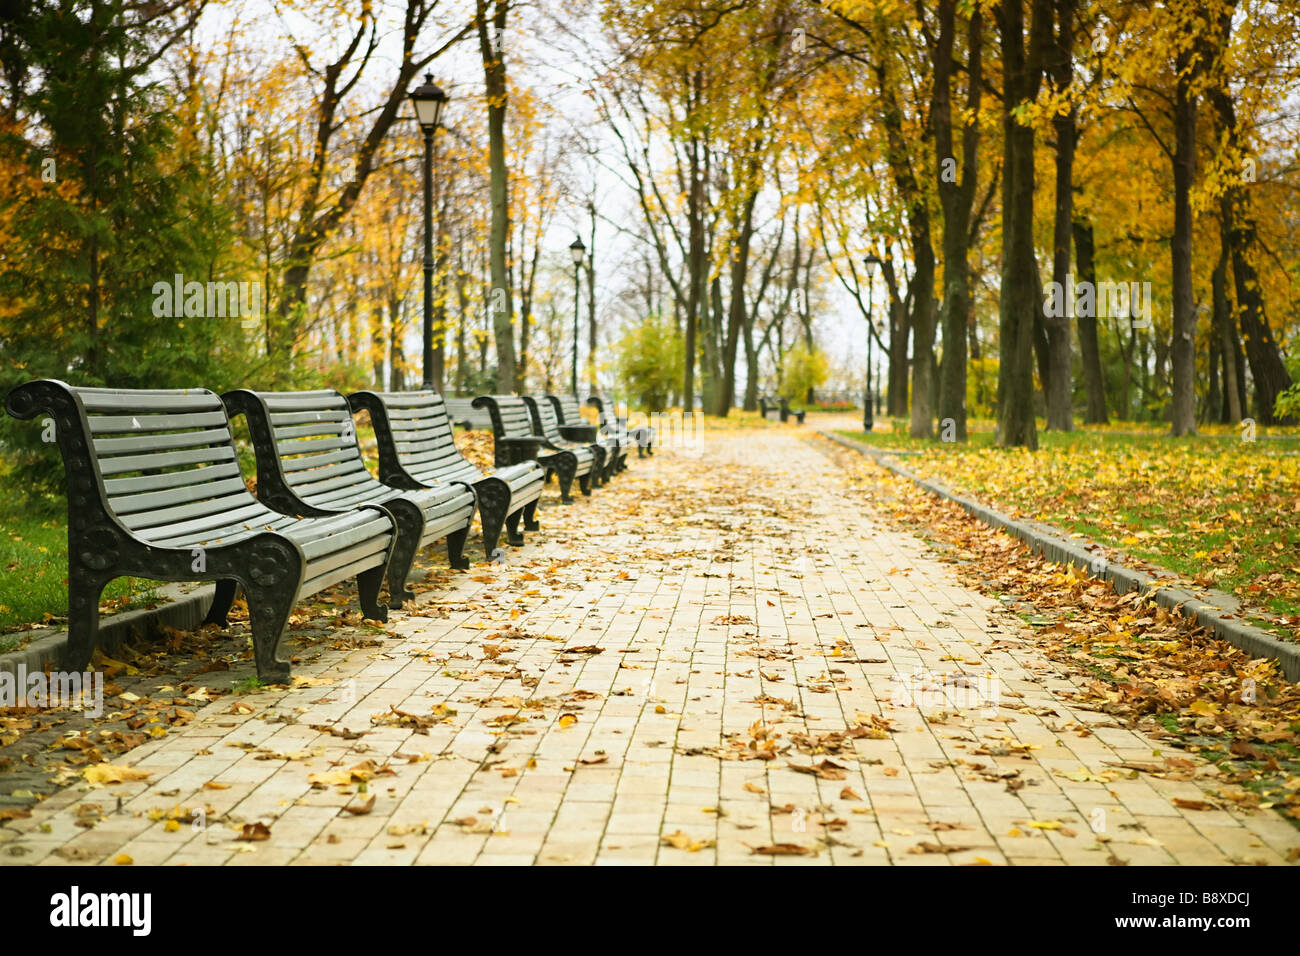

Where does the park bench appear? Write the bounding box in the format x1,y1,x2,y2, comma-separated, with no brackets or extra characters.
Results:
472,394,593,503
4,379,397,683
759,395,782,421
546,394,627,473
524,395,614,484
346,389,545,558
780,397,807,424
443,397,495,431
588,394,653,457
220,389,476,604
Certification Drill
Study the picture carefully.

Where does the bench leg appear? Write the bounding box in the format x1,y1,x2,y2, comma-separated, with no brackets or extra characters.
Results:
522,497,540,532
63,570,110,672
355,564,389,623
244,581,296,685
552,456,577,504
446,524,471,571
202,578,240,627
475,479,510,558
383,501,423,606
505,507,525,546
578,472,592,497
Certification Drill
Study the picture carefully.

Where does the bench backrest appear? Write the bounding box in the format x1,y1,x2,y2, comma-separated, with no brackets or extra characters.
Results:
476,395,537,439
4,379,264,545
443,397,494,430
526,396,566,441
587,394,619,430
221,389,375,515
348,390,478,486
547,394,587,427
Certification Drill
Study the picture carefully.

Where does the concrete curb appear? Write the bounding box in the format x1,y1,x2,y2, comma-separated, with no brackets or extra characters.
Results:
0,583,215,678
818,428,1300,683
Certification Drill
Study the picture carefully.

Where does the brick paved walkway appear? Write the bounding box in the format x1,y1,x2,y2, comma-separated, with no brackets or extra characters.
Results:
3,424,1297,866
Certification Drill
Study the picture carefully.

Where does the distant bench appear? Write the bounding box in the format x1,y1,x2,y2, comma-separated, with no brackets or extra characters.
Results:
444,397,494,431
348,390,545,556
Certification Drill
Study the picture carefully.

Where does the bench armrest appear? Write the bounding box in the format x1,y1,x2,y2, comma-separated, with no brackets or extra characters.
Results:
559,424,599,442
495,435,544,468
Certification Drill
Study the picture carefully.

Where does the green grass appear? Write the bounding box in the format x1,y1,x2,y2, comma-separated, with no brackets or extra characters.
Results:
838,420,1300,632
0,480,158,636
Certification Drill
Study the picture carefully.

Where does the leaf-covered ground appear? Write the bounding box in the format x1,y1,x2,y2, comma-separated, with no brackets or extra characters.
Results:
838,421,1300,636
827,436,1300,827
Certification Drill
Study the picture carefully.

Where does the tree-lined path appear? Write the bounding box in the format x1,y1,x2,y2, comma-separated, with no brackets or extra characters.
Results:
2,427,1294,866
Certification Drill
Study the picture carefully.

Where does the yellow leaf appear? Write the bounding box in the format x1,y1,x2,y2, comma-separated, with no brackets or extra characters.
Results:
84,764,152,785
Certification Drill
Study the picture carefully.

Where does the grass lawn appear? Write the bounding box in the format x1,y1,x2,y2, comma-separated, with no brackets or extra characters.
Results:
838,419,1300,633
0,490,159,645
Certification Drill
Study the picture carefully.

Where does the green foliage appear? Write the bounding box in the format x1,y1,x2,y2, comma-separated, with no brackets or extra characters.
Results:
779,344,828,404
616,313,682,413
0,1,254,492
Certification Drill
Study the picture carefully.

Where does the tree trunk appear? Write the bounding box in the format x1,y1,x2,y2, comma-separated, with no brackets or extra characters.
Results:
935,2,982,442
1168,43,1198,435
885,259,909,417
994,0,1049,449
478,0,516,392
1073,218,1107,422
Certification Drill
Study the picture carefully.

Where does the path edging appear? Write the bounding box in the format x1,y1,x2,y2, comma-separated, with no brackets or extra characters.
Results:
818,428,1300,682
0,583,215,678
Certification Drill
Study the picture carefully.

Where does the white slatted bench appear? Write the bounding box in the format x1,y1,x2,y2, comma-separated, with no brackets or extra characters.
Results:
4,379,397,683
221,389,476,604
347,389,545,557
547,394,627,473
589,394,654,457
472,395,594,502
525,395,613,484
444,397,495,431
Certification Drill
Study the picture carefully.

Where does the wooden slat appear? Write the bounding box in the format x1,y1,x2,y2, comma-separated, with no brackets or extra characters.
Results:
96,445,236,477
75,388,221,414
109,476,251,517
261,391,344,412
280,449,356,474
118,491,264,533
273,435,354,457
93,427,230,456
273,421,348,441
102,461,242,495
88,410,230,435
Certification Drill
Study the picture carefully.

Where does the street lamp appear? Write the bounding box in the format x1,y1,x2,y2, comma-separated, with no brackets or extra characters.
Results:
569,237,586,396
410,74,448,390
862,254,882,431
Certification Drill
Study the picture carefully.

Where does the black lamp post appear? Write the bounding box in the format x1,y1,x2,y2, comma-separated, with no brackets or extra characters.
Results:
409,74,448,390
863,254,882,431
569,237,586,396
